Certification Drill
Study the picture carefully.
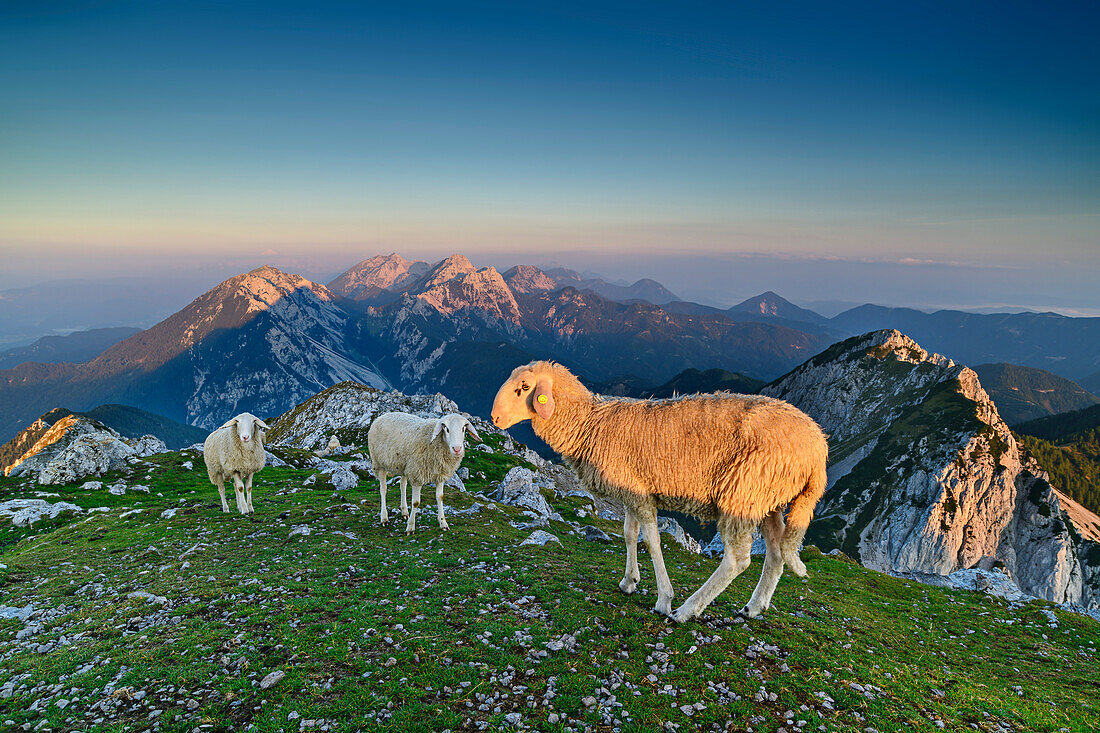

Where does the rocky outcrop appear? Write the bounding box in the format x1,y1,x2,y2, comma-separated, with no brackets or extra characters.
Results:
764,329,1100,610
266,381,489,451
5,411,169,485
496,467,556,519
0,499,83,526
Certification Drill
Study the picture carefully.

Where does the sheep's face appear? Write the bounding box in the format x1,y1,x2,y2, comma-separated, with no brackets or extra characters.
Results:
492,365,554,428
228,412,269,445
432,414,481,456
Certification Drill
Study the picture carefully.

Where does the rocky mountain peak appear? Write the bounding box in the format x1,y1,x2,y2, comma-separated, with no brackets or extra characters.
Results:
764,329,1100,611
415,254,477,292
328,253,429,298
502,265,558,294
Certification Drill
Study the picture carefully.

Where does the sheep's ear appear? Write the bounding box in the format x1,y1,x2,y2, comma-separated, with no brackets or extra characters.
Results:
220,417,238,429
465,422,481,440
533,376,555,419
431,420,445,441
255,418,269,431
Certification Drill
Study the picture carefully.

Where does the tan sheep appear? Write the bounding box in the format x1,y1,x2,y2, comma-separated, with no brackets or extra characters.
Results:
491,361,828,622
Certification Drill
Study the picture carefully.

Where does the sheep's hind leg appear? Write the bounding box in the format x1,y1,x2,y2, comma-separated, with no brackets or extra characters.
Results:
742,510,785,618
639,513,675,616
232,475,247,515
405,484,421,535
619,509,641,594
671,517,753,623
399,476,409,519
215,477,230,513
435,483,448,531
376,471,388,523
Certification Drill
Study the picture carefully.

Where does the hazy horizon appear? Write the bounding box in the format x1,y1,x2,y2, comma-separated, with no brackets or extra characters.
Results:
2,2,1097,318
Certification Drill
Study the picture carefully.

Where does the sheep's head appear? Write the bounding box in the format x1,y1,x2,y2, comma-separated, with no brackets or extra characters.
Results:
492,362,555,428
222,412,269,445
431,414,480,456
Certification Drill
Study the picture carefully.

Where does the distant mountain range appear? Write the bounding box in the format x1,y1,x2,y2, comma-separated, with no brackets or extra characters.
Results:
0,327,141,370
3,251,1100,447
971,363,1099,425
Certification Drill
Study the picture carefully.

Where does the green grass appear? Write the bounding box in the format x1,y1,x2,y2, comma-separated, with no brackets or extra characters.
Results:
0,443,1098,732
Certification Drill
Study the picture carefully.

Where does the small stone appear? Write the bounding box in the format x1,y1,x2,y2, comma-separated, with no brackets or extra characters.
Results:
260,670,285,690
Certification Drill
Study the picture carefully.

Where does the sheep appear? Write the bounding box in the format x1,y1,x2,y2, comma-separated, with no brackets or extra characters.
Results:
491,361,828,623
203,412,269,515
313,435,341,458
367,412,480,534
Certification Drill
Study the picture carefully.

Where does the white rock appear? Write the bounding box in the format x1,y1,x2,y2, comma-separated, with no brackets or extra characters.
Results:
520,530,561,547
259,670,286,689
0,499,83,527
160,508,178,520
129,435,167,457
496,467,555,518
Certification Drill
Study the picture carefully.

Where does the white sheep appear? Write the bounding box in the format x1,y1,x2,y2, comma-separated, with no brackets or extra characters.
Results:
367,412,480,534
491,361,828,623
313,435,342,457
203,412,269,515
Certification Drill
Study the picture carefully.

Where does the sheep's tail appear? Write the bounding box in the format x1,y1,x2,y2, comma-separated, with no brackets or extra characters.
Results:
780,459,827,577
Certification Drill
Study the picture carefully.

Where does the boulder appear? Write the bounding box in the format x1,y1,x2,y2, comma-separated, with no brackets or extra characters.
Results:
36,432,136,485
0,499,83,527
130,434,168,457
519,530,561,547
496,467,555,518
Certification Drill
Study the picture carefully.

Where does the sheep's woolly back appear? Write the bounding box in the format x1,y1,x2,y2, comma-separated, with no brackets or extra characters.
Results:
523,361,828,523
203,425,266,482
367,413,464,486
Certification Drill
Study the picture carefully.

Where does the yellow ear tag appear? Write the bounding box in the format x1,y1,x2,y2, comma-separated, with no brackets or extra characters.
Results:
537,394,548,404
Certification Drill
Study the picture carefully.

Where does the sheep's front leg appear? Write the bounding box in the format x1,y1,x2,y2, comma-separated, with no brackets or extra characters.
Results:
399,476,409,519
743,510,786,618
232,475,247,515
215,476,230,513
376,470,388,523
671,518,753,623
245,474,255,514
640,517,674,616
405,484,422,535
619,510,641,594
435,483,449,531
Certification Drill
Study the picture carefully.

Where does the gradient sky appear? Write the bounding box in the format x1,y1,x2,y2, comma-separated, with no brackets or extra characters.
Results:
1,1,1097,311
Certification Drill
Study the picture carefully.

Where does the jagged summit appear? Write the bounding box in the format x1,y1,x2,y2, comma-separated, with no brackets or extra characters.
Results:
764,329,1100,610
328,253,430,300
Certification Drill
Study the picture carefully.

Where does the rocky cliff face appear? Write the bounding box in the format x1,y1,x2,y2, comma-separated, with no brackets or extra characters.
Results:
763,330,1100,610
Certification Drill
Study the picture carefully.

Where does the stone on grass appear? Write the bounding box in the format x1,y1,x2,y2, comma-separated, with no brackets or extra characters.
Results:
520,530,561,547
260,670,286,689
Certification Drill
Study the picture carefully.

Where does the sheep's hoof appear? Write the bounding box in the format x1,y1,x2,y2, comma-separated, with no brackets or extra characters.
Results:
618,578,638,595
670,607,695,624
401,511,409,519
738,604,760,619
653,599,673,617
787,556,808,577
405,526,415,535
439,522,449,531
380,512,389,524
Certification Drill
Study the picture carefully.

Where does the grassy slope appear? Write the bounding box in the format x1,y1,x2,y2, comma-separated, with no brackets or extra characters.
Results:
0,439,1097,732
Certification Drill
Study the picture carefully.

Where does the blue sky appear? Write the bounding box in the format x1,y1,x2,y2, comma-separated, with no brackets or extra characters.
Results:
1,1,1097,311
